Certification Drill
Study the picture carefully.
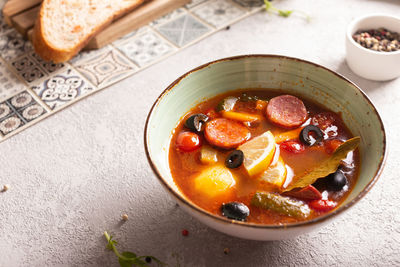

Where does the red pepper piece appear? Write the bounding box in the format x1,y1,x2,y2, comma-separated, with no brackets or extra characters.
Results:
283,185,322,200
205,108,220,120
309,199,337,212
324,139,344,154
280,140,305,154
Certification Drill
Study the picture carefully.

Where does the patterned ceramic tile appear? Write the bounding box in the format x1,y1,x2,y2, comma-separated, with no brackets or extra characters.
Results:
185,0,209,9
0,13,12,36
69,45,112,66
0,91,46,135
150,8,187,26
0,59,26,102
232,0,264,8
192,0,247,28
31,68,95,110
11,55,46,83
112,26,149,47
0,1,259,142
0,30,32,61
0,114,23,135
75,49,137,89
116,30,176,67
30,51,66,74
156,14,211,47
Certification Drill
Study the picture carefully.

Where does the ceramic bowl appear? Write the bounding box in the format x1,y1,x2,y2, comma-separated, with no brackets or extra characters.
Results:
346,14,400,81
144,55,386,240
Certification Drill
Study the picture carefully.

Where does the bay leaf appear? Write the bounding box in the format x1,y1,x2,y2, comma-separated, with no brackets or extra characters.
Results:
283,136,361,192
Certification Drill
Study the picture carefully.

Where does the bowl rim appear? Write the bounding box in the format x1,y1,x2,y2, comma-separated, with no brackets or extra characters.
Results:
144,54,387,229
346,13,400,55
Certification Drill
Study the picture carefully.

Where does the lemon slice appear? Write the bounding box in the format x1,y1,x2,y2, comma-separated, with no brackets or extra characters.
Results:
238,131,276,177
258,157,287,189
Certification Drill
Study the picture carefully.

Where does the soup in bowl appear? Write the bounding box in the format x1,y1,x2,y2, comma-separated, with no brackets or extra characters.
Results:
144,55,386,240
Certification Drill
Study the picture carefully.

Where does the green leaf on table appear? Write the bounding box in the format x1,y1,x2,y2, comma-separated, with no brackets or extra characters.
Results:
283,136,361,192
264,0,310,21
264,1,273,11
104,231,166,267
118,252,143,267
278,10,293,17
264,0,293,17
138,256,167,266
122,252,137,258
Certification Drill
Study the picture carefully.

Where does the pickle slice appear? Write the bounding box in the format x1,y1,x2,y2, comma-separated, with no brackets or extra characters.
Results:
251,192,311,219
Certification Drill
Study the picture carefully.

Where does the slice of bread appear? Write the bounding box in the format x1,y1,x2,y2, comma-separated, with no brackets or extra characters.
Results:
32,0,144,63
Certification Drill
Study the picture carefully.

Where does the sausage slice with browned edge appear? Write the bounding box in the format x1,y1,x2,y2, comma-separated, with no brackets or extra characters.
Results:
266,95,307,129
204,118,250,149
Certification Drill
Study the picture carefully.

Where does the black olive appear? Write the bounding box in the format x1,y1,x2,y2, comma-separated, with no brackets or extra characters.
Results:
225,150,244,169
300,125,324,146
326,170,347,191
221,202,250,221
185,113,209,132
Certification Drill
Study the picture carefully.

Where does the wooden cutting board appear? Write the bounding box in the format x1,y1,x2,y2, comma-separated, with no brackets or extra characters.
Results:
3,0,189,50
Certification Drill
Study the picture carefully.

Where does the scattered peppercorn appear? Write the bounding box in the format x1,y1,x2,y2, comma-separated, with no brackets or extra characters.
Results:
223,248,230,255
352,28,399,52
1,184,9,192
145,257,152,263
182,229,189,236
122,214,129,221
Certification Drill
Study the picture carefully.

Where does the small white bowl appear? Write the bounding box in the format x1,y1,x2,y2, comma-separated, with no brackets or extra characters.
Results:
346,14,400,81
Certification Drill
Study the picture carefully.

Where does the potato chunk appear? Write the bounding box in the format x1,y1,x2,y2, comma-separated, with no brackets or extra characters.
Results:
194,165,235,198
200,145,218,164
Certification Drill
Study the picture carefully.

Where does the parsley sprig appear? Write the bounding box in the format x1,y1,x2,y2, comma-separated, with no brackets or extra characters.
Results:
104,231,166,267
264,1,310,21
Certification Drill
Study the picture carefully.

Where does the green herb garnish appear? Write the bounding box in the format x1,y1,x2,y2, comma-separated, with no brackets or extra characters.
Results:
104,231,166,267
264,1,310,21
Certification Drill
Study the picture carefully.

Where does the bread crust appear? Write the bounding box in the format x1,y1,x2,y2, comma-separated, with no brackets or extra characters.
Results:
32,0,144,63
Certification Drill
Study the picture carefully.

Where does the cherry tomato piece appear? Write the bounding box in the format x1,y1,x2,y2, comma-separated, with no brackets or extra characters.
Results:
283,185,322,200
176,131,201,152
309,199,337,212
280,141,305,154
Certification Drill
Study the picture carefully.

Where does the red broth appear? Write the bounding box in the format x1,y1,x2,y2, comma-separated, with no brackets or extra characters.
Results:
169,90,360,225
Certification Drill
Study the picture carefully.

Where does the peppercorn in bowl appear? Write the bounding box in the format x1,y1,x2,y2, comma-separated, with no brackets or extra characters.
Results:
144,55,386,240
346,14,400,81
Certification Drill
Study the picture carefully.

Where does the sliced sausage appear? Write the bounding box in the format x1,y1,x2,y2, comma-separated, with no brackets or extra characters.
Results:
204,118,250,149
266,95,307,129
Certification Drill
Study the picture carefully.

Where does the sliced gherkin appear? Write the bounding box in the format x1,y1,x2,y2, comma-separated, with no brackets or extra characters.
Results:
251,192,311,219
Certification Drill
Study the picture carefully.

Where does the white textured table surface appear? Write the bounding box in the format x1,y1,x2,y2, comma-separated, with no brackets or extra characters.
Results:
1,1,399,266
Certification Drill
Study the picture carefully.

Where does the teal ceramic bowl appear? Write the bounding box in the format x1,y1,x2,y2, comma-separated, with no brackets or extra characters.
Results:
144,55,386,240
